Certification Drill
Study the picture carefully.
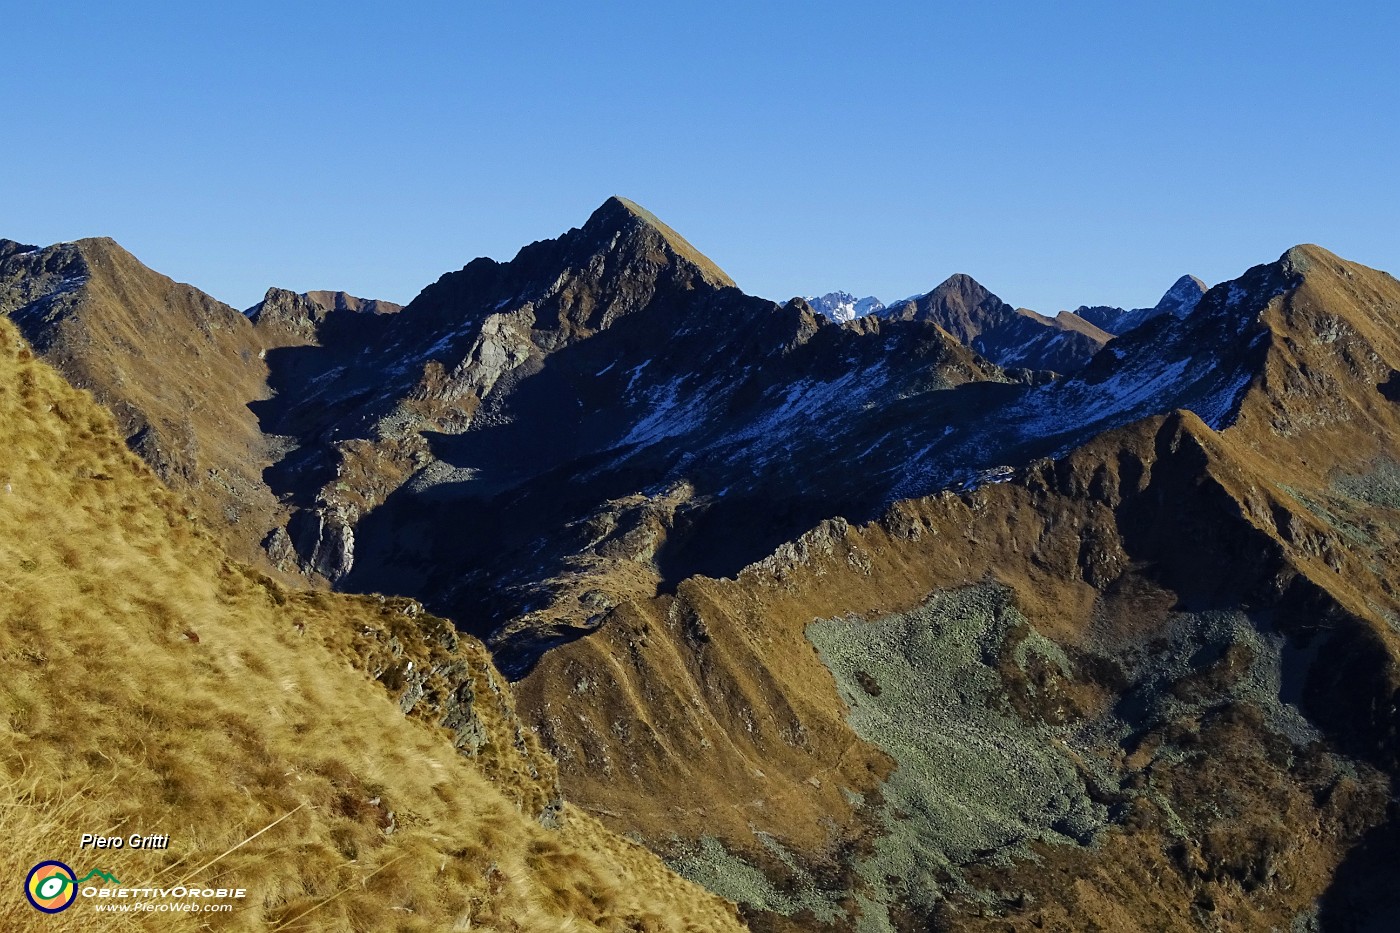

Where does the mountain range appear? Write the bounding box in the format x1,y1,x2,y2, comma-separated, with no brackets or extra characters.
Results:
809,273,1210,375
3,200,1400,931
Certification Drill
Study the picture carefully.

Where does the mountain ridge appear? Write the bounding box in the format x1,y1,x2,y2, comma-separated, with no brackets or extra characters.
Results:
511,236,1400,926
6,201,1400,929
0,235,283,569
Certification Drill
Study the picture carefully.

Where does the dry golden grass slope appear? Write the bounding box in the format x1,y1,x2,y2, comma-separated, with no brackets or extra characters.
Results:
0,315,743,931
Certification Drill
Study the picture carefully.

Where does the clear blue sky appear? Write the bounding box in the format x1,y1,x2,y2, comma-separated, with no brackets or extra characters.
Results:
3,1,1397,313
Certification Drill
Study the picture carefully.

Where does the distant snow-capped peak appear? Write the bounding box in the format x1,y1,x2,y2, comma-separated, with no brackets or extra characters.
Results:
807,291,885,322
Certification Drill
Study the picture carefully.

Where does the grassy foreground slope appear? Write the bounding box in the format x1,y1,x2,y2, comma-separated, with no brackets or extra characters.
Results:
0,315,743,931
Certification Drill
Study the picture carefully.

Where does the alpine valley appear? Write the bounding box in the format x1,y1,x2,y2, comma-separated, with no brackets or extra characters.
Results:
3,198,1400,931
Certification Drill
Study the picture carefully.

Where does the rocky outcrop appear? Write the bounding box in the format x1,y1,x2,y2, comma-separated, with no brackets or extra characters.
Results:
329,592,563,821
291,507,357,581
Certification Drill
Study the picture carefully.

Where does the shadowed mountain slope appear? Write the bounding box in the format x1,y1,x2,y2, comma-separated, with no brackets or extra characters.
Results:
241,196,751,582
0,239,413,579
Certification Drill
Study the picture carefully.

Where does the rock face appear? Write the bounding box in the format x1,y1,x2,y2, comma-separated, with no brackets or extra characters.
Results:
1074,273,1208,335
879,273,1113,372
10,201,1400,931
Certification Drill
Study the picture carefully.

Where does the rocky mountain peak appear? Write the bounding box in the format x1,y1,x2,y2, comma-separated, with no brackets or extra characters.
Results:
1278,242,1350,279
784,296,817,315
0,234,280,571
402,197,736,338
578,196,736,289
1223,244,1400,437
934,271,990,296
1074,273,1208,336
247,287,331,342
1251,243,1397,305
70,236,152,276
880,273,1006,340
878,273,1110,372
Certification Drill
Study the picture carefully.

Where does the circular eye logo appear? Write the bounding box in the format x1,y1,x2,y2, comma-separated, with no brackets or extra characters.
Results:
25,861,77,913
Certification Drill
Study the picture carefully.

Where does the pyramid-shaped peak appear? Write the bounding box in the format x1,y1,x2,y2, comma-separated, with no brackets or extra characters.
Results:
876,272,1016,345
582,196,735,288
598,195,660,223
878,272,1008,317
913,273,1008,312
1153,274,1208,316
930,272,992,295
